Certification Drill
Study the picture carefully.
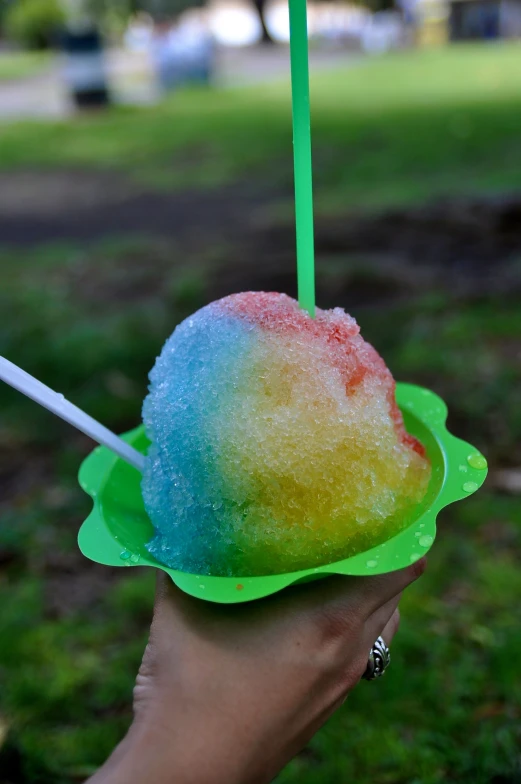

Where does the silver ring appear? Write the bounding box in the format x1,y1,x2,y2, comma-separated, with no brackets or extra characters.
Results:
363,636,390,680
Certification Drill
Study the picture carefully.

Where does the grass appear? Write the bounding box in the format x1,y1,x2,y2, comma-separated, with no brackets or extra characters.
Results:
0,50,52,81
2,44,521,209
1,42,521,783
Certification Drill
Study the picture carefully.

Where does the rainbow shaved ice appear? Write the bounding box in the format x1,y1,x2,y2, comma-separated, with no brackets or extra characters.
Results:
142,292,431,576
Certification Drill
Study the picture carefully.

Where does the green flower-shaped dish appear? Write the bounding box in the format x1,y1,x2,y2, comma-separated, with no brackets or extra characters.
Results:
78,383,487,603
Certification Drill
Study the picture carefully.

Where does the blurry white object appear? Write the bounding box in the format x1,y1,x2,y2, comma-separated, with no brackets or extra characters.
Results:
62,53,106,91
208,3,261,46
152,17,215,90
361,11,404,53
310,2,370,41
265,0,372,45
265,1,290,42
125,15,154,52
395,0,421,26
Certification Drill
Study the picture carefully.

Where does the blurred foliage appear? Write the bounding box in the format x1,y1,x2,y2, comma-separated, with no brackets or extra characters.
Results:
82,0,138,37
4,0,64,49
138,0,205,21
73,0,203,35
1,44,521,782
86,0,205,25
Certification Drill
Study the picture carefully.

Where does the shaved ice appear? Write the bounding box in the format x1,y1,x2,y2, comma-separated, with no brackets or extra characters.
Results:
142,292,431,577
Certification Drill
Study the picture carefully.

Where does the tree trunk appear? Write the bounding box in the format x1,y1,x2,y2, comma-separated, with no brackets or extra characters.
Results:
252,0,274,43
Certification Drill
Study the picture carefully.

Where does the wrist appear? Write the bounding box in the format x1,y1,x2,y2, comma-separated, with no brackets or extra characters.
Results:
89,707,258,784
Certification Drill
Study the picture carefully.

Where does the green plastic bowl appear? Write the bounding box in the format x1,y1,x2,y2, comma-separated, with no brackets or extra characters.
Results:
78,383,487,603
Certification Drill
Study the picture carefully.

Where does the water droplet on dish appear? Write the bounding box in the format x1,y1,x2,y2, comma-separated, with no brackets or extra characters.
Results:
410,552,422,562
415,531,421,537
199,584,205,589
56,393,65,401
467,454,487,470
419,523,425,528
366,559,378,568
463,481,478,493
419,535,434,548
459,465,468,472
120,550,131,561
130,553,140,563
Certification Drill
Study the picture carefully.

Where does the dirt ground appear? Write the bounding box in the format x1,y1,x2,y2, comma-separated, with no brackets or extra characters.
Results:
2,169,521,299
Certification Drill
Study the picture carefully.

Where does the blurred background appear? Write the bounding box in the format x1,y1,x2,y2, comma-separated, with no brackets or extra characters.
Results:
1,0,521,778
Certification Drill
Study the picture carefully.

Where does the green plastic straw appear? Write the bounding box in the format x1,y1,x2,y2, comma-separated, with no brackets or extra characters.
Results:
289,0,316,318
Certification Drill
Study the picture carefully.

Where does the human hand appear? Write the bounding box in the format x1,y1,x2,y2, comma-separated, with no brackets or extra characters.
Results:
90,560,425,784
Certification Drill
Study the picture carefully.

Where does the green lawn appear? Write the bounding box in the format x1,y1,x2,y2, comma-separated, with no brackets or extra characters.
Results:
2,44,521,209
0,51,52,81
1,42,521,784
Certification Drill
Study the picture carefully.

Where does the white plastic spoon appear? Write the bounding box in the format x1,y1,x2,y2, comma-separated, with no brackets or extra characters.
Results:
0,356,145,472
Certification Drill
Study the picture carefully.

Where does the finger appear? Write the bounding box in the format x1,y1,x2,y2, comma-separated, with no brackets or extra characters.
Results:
380,608,400,647
335,606,401,703
338,557,426,619
358,604,400,684
363,594,401,651
149,572,171,635
354,607,400,688
154,570,168,603
153,571,173,613
151,571,186,630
